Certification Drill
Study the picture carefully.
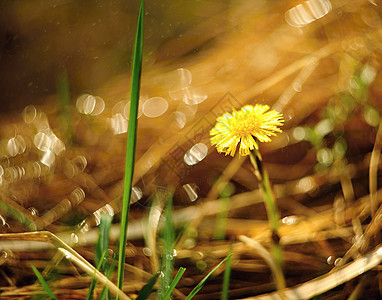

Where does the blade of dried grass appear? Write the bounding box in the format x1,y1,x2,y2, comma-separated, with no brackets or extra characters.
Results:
244,244,382,300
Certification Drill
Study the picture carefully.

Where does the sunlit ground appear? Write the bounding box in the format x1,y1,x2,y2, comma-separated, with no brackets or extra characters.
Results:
1,0,382,299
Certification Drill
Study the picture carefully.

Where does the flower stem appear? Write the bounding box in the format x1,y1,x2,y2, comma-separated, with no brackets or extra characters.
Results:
249,149,286,291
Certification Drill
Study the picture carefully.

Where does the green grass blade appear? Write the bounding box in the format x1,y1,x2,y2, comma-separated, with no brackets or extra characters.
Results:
96,213,113,271
185,254,232,300
221,244,232,300
100,252,117,300
136,272,160,300
117,0,145,292
31,265,57,300
159,196,175,299
56,70,74,145
85,250,108,300
163,267,186,300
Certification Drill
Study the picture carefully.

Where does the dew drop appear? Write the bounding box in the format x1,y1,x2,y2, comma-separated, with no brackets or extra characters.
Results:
28,207,39,216
142,97,168,118
22,105,37,124
143,247,152,256
334,257,343,266
71,233,79,244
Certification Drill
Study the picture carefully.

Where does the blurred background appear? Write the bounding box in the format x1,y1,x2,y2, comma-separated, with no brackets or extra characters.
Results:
1,0,382,299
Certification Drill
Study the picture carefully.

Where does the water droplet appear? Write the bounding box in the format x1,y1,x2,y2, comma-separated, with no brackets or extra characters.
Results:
326,256,334,265
142,97,168,118
282,215,298,225
196,260,207,272
108,249,114,257
285,0,332,28
192,251,204,260
73,156,87,172
143,247,152,256
317,148,333,166
182,184,199,202
50,136,66,155
293,81,302,92
7,136,26,157
177,68,192,86
109,113,128,134
28,207,39,216
22,105,37,124
70,188,85,204
131,186,143,203
183,238,196,249
0,215,6,226
71,233,79,244
40,149,55,168
184,143,208,165
34,132,51,151
295,177,315,193
172,111,186,129
334,257,343,266
166,254,174,261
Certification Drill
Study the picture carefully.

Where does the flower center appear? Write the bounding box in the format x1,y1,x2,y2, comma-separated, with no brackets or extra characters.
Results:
230,114,260,137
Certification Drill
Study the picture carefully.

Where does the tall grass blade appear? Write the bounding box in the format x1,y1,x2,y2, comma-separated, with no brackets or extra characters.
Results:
85,250,107,300
221,244,232,300
163,267,186,300
99,253,117,300
86,213,113,300
56,70,74,144
185,254,232,300
158,196,175,299
31,265,57,300
96,213,113,271
117,0,144,292
136,272,160,300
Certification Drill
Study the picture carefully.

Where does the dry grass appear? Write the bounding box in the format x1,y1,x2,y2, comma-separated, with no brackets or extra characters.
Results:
1,0,382,299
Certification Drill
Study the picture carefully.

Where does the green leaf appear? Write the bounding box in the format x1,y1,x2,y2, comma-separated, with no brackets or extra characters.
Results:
163,267,186,300
117,0,145,292
31,265,57,300
136,272,160,300
186,254,232,300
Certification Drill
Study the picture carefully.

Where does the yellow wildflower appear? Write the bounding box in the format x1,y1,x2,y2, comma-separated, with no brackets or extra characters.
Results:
210,104,284,157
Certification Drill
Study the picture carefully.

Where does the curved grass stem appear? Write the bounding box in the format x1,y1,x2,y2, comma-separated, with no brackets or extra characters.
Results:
249,149,285,292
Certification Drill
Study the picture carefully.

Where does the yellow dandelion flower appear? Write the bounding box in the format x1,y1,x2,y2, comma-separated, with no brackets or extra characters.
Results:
210,104,284,157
